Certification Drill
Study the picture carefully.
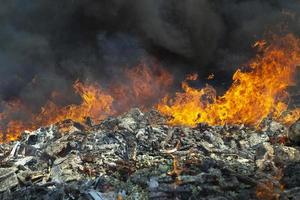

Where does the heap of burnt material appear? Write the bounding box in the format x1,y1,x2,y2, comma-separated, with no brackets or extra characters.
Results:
0,108,300,200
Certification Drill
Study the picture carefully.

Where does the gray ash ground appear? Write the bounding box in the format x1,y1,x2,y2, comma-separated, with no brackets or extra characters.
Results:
0,108,300,200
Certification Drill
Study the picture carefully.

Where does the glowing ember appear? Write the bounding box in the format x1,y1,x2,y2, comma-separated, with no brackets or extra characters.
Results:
157,34,300,127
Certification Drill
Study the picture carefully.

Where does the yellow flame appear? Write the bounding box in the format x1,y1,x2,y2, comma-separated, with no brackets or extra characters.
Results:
0,64,173,142
157,34,300,126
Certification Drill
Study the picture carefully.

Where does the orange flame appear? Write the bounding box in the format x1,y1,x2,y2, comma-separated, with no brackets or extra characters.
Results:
37,81,115,125
110,63,173,112
0,64,172,142
279,108,300,126
0,81,114,142
157,34,300,126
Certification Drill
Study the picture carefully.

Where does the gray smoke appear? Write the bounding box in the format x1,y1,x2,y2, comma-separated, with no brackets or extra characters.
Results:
0,0,300,109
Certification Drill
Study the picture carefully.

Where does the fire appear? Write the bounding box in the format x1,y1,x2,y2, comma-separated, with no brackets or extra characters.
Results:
279,108,300,126
110,63,173,113
0,64,172,142
37,81,114,125
1,34,299,142
157,34,300,127
0,81,114,142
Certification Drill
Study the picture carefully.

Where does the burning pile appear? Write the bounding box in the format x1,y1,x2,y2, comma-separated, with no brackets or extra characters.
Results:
0,34,299,199
0,64,172,142
1,34,300,143
0,108,300,199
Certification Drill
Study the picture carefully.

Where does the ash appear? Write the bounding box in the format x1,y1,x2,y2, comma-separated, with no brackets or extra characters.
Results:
0,109,300,200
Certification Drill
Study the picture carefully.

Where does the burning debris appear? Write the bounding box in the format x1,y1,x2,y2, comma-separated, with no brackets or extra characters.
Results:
0,33,298,199
1,0,300,199
0,109,299,199
1,34,300,143
0,64,172,142
0,10,299,199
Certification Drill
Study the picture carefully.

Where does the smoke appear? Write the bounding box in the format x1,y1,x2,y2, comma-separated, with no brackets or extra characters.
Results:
0,0,300,109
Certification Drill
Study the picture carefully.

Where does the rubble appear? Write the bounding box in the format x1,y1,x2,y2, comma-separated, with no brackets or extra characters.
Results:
0,108,300,199
0,168,18,192
288,118,300,143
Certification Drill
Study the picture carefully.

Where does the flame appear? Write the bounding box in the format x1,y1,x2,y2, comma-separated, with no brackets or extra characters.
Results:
157,34,300,126
0,64,172,142
279,108,300,126
37,81,114,125
0,100,36,142
207,73,215,80
110,63,173,112
0,82,114,142
1,34,299,142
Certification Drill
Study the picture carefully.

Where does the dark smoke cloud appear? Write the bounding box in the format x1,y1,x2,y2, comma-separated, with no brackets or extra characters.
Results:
0,0,300,109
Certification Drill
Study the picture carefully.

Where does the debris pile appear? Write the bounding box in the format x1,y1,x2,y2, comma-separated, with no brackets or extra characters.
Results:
0,108,300,199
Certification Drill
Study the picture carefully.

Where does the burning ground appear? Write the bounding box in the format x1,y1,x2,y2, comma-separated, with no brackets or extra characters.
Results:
0,1,300,199
1,109,300,199
0,34,299,199
0,64,173,142
0,34,299,142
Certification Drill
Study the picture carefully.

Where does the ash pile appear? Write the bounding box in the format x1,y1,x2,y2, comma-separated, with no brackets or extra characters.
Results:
1,108,300,200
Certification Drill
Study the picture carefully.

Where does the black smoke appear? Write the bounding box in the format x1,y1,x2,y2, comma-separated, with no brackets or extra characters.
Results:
0,0,300,109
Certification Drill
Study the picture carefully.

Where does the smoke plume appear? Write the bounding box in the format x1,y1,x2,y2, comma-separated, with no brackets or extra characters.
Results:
1,0,300,110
